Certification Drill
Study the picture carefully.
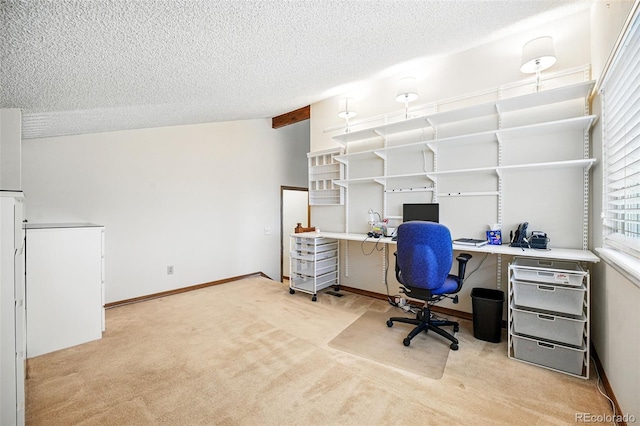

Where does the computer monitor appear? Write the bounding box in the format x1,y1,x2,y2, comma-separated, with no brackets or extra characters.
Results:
402,203,439,223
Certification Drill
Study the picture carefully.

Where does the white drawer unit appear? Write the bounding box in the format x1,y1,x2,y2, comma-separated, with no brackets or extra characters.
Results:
289,235,339,301
508,258,590,379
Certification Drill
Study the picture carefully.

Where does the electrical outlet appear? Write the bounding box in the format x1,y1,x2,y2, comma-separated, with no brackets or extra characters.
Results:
167,265,174,275
264,227,271,235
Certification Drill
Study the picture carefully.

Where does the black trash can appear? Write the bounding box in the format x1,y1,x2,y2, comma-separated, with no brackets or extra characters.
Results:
470,287,504,343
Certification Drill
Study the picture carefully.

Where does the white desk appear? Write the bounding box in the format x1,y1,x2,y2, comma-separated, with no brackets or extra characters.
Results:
295,231,600,264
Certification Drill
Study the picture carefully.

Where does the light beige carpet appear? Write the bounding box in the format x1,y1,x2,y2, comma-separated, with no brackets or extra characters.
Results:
329,309,450,379
25,277,615,425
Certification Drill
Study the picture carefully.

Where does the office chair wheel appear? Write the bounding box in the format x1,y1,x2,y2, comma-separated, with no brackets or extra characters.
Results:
386,320,393,327
312,295,317,302
450,343,458,351
453,324,459,332
403,338,411,346
289,288,295,294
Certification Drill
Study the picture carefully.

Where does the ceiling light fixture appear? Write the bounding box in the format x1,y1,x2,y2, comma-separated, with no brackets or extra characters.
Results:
395,77,418,120
520,36,557,92
338,98,357,133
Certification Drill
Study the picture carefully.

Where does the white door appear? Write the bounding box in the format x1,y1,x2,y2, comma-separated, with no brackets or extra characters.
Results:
282,188,309,281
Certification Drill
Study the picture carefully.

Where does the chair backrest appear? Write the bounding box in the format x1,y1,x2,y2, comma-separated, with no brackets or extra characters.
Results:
396,221,453,290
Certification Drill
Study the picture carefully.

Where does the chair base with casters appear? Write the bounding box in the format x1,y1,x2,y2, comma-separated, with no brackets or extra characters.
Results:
387,251,472,351
386,301,461,350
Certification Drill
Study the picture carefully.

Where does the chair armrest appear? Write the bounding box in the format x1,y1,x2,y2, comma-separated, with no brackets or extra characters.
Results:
393,252,403,284
456,253,473,281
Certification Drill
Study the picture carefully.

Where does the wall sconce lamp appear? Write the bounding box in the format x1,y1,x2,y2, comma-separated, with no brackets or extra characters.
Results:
395,77,419,120
520,36,557,92
338,98,357,133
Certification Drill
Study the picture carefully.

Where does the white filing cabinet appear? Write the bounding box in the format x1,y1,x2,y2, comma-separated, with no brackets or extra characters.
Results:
508,258,590,379
289,234,339,301
25,223,105,358
0,194,25,426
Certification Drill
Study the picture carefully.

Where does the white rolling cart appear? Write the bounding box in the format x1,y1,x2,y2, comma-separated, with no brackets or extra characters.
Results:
289,234,339,301
508,258,590,379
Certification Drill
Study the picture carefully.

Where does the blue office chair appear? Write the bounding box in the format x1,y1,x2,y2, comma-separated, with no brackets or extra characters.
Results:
386,221,472,350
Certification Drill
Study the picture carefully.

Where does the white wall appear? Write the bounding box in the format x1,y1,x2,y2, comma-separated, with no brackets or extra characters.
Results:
21,119,309,302
589,0,639,419
308,10,592,314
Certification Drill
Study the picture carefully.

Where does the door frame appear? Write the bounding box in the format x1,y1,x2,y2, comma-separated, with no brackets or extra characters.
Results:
280,186,309,282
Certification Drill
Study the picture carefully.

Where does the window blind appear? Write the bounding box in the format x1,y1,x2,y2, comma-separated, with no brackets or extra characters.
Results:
602,9,640,258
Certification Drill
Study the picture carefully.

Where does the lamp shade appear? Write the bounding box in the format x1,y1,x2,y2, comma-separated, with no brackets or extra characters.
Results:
520,36,557,73
337,98,357,119
395,77,419,103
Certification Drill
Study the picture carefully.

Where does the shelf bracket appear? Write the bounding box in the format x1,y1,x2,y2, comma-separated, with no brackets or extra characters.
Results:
373,150,387,161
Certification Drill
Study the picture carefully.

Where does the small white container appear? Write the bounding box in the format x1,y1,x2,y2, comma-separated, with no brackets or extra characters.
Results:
511,305,586,346
512,280,586,316
512,334,586,376
511,258,586,287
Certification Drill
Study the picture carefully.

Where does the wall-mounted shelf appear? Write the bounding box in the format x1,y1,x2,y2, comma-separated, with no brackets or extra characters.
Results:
336,158,595,187
496,80,594,114
334,114,596,168
336,172,434,187
308,148,344,205
331,80,595,147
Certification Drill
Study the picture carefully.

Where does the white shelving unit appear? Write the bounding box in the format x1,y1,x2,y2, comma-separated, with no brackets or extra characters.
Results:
289,234,339,301
508,258,590,379
333,92,596,192
326,78,595,286
307,148,344,205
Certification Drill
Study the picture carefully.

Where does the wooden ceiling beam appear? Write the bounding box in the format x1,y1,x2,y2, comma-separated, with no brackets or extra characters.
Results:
272,105,310,129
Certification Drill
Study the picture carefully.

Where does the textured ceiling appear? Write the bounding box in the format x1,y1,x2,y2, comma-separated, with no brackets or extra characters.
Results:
0,0,593,139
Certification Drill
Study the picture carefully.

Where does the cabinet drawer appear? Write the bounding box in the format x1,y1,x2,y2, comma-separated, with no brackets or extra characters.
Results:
512,280,585,316
512,334,586,376
511,259,586,286
291,257,338,277
290,271,338,292
291,249,338,262
512,305,586,347
292,241,338,255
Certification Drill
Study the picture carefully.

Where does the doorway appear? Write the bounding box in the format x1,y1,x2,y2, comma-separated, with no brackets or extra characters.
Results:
281,186,309,282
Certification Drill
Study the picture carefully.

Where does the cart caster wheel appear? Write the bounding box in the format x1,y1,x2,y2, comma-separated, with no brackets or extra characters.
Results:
453,324,459,332
289,288,295,294
403,338,411,347
450,343,459,351
312,295,317,302
386,320,393,327
334,286,340,291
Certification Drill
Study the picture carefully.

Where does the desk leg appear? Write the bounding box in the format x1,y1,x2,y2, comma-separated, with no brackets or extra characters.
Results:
496,254,502,291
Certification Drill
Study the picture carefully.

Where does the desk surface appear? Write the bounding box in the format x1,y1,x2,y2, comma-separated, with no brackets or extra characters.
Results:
293,231,600,263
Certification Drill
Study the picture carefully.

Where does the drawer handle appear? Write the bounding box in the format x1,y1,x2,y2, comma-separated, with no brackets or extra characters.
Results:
537,260,554,267
537,271,554,277
537,314,555,321
537,285,556,292
537,341,555,349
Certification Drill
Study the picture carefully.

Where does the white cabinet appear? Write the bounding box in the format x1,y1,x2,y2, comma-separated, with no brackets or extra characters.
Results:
508,258,590,378
307,148,344,205
0,194,25,426
25,224,105,358
289,234,339,301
